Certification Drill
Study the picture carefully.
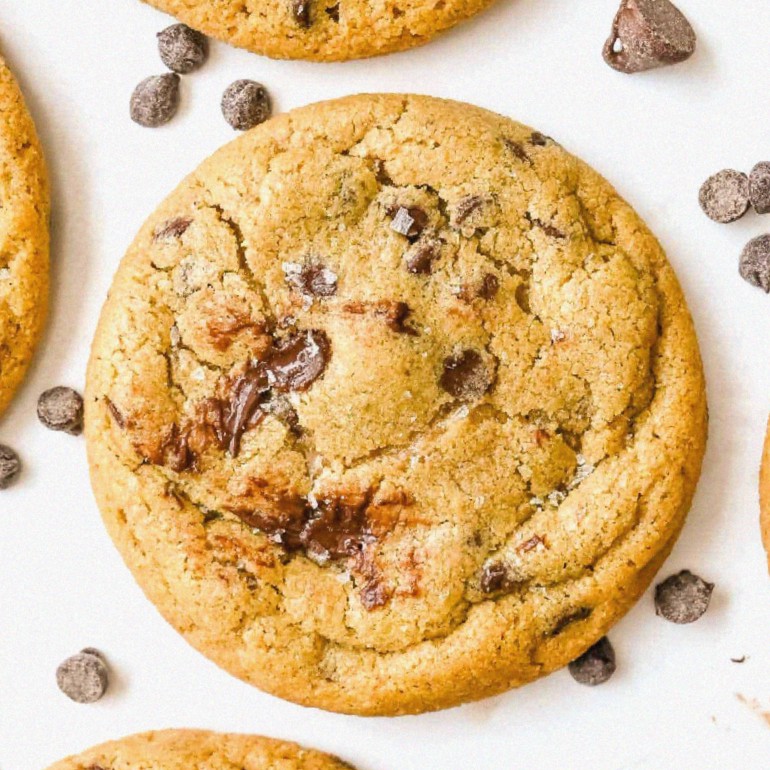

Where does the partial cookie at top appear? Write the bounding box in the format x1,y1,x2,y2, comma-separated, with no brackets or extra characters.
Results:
45,729,355,770
85,94,707,715
141,0,498,61
0,56,49,417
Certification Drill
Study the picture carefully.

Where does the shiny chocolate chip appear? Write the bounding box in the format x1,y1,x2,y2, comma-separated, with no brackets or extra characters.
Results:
264,329,331,392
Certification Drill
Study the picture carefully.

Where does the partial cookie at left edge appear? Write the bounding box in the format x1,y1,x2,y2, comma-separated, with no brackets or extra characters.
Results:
0,55,49,417
45,729,356,770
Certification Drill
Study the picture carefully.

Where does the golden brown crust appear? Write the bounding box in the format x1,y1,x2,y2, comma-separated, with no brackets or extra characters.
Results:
85,94,707,715
761,416,770,571
0,56,49,417
45,729,354,769
142,0,497,61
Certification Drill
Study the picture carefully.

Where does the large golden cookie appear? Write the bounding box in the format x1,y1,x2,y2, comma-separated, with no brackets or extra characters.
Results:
85,95,707,715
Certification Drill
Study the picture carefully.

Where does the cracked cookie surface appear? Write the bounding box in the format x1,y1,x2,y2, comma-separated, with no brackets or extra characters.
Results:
46,729,354,770
85,94,707,715
141,0,497,61
0,56,49,418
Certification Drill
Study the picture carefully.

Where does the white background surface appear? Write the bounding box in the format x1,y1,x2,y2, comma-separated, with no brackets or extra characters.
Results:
0,0,768,767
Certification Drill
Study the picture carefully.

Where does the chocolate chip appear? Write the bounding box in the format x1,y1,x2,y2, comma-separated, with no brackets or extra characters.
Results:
374,301,417,335
530,131,550,146
290,0,312,26
568,637,616,685
264,329,331,392
157,24,208,74
0,445,21,489
526,213,565,239
56,649,109,704
405,238,441,274
283,262,338,298
749,162,770,215
154,217,191,241
739,234,770,292
37,387,84,435
547,607,592,637
478,273,499,300
654,569,714,623
221,80,271,131
440,350,493,400
326,4,340,21
388,205,428,239
603,0,696,74
480,561,515,593
502,138,529,162
698,170,749,223
130,74,180,127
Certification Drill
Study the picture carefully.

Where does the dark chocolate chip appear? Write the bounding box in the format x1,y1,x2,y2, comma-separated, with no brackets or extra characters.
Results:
502,138,529,162
374,301,417,335
440,350,493,400
283,262,338,298
130,74,180,128
0,444,21,489
480,561,515,593
478,273,499,300
56,649,109,704
526,213,565,239
153,217,192,241
405,238,441,274
37,387,84,435
547,607,592,637
515,283,531,313
568,637,616,686
698,170,750,223
654,569,714,623
388,205,428,239
749,162,770,215
326,3,340,21
603,0,696,74
290,0,312,26
157,24,208,74
739,234,770,292
264,329,331,392
530,131,550,146
221,80,271,131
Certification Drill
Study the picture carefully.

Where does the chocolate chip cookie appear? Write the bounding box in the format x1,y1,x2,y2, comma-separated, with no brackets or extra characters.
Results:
46,729,354,769
85,94,707,715
141,0,497,61
0,56,49,418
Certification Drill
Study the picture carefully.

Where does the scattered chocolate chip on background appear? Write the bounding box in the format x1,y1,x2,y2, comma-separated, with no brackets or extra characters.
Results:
130,74,180,127
748,162,770,215
739,234,770,292
654,569,714,624
568,637,617,686
157,24,208,74
0,444,21,489
603,0,696,74
37,386,84,435
56,649,109,704
158,24,208,75
221,79,271,131
698,170,750,224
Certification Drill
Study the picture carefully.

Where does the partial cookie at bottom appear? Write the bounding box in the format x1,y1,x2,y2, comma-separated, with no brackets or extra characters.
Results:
45,729,354,770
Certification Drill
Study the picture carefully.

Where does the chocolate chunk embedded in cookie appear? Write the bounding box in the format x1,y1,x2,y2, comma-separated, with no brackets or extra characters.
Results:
85,94,707,716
